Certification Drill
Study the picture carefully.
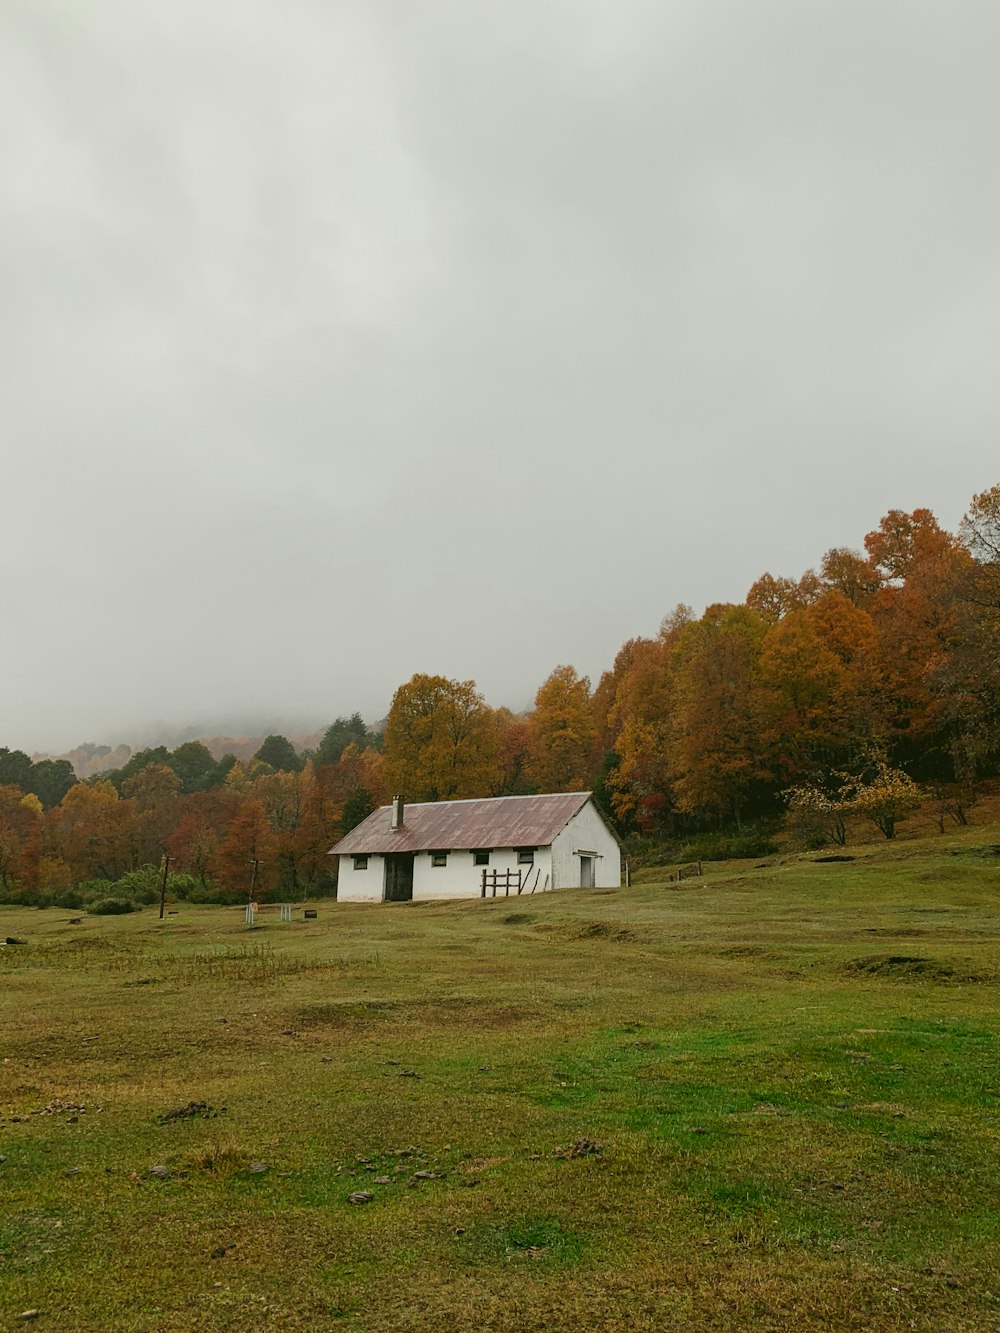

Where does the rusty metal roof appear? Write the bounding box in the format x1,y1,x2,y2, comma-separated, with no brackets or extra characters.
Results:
329,792,593,856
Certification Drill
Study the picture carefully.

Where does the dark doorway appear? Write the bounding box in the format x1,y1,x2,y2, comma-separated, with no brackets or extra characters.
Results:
384,853,415,902
579,855,595,889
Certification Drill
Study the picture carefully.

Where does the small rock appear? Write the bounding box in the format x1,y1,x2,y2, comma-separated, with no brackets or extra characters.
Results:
554,1138,603,1160
157,1101,217,1124
399,1070,421,1079
148,1165,172,1180
248,1162,269,1174
348,1191,373,1205
834,1101,850,1109
691,1127,708,1134
410,1169,445,1181
478,1065,493,1072
373,1176,393,1185
5,937,26,946
19,1313,40,1321
62,1167,81,1177
210,1245,232,1259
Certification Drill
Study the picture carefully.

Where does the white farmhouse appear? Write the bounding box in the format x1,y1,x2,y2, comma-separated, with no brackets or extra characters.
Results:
330,792,621,903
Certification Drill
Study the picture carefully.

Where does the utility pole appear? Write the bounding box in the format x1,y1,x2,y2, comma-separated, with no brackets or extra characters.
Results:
248,857,260,905
158,855,173,920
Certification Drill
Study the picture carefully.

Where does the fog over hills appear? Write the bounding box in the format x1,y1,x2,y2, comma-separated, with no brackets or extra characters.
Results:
3,2,999,755
32,718,340,776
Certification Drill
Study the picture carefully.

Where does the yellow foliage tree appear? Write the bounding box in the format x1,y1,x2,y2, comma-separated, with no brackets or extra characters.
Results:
384,674,500,801
526,666,596,793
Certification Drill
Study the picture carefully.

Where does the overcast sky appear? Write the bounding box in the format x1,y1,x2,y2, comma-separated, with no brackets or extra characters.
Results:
3,0,998,753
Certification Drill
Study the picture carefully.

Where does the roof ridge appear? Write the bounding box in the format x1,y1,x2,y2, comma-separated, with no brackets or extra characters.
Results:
371,791,591,811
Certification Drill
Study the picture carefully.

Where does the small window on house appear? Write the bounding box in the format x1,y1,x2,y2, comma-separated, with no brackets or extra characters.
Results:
431,851,448,867
353,855,368,870
516,847,535,865
473,850,490,867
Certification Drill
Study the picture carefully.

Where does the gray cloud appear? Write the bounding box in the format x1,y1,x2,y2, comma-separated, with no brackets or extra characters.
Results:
2,0,998,750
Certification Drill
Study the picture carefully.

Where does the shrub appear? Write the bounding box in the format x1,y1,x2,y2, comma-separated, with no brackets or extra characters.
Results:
674,830,779,862
179,880,246,906
163,873,202,901
89,897,139,915
112,867,162,905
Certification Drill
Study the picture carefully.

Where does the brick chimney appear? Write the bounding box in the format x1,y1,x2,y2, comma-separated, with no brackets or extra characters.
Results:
391,794,405,830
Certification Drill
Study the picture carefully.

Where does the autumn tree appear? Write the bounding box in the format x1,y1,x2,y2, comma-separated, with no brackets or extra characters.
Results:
122,762,182,864
756,610,845,780
784,778,853,847
168,807,222,887
340,785,375,834
494,709,535,797
849,758,922,839
53,781,134,882
746,574,804,623
0,786,41,891
384,675,500,801
864,508,956,582
525,666,596,793
668,605,769,825
819,548,882,607
292,763,341,890
865,508,972,770
603,624,685,833
932,484,1000,770
215,797,273,899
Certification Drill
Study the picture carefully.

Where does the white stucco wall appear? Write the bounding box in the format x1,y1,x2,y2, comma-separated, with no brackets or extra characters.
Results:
413,846,554,900
551,800,622,889
336,852,386,902
335,846,554,902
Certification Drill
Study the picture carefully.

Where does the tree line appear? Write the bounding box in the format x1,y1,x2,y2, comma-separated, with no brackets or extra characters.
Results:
1,486,997,905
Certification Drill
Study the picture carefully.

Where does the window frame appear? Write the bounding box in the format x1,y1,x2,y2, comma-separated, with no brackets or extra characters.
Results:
352,855,368,871
516,846,536,865
473,849,491,867
430,850,449,868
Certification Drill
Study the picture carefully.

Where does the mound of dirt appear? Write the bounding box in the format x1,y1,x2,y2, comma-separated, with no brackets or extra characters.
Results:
841,954,985,983
576,922,634,942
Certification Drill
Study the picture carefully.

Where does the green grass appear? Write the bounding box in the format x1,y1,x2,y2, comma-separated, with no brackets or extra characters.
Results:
3,828,1000,1330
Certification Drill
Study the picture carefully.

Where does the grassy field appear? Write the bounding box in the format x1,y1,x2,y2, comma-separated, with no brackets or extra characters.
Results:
3,828,1000,1331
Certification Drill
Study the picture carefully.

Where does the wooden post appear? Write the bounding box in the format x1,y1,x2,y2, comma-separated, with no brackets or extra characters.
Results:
158,855,172,920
